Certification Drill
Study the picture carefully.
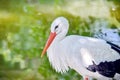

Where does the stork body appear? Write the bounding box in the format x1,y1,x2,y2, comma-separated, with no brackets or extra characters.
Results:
41,17,120,80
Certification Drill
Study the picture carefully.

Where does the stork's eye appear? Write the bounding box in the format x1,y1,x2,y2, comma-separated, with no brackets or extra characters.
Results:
55,25,59,30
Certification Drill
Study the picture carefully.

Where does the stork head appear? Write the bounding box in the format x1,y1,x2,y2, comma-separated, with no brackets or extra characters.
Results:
50,17,69,34
41,17,69,57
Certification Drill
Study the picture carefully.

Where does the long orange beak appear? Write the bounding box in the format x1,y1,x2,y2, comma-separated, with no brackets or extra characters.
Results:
41,32,56,57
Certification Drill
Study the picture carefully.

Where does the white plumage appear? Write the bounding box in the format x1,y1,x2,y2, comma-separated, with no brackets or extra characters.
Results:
41,17,120,80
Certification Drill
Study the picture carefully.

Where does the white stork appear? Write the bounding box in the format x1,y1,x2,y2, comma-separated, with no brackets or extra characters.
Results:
41,17,120,80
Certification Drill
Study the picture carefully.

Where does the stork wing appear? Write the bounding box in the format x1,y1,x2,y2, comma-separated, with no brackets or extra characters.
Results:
79,37,120,66
62,35,120,65
61,35,120,77
78,37,120,77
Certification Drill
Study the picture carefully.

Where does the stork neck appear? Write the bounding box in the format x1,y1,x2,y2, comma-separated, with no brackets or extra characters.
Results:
55,30,68,41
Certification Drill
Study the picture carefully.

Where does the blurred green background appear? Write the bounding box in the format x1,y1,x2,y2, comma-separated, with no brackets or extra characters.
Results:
0,0,120,80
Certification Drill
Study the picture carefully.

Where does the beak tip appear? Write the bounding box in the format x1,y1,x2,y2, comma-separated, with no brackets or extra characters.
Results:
41,55,43,58
41,50,46,58
41,52,44,58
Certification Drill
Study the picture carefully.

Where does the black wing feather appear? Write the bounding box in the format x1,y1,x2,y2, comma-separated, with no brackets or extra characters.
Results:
107,41,120,54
